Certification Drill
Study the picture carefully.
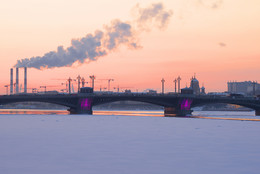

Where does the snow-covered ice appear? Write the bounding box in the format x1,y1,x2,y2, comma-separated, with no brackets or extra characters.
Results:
0,113,260,174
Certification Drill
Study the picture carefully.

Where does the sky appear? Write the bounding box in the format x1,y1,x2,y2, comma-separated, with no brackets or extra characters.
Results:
0,0,260,94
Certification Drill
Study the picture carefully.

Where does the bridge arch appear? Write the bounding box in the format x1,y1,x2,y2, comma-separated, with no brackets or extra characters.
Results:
93,100,163,110
191,97,260,115
191,103,253,111
0,101,70,110
0,95,78,109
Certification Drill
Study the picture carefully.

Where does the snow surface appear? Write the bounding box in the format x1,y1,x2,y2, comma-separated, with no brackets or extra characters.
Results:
1,113,260,174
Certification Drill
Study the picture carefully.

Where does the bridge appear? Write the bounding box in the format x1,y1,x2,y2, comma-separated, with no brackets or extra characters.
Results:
1,93,260,116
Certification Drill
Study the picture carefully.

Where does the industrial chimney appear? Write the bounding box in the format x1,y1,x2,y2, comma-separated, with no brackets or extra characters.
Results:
24,67,27,93
10,68,13,94
16,67,19,93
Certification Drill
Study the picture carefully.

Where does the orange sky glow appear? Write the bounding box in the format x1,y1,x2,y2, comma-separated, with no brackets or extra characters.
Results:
0,0,260,94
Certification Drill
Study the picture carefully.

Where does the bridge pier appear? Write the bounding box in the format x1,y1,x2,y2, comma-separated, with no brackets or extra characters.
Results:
255,110,260,116
164,98,193,117
164,107,192,117
68,98,93,115
68,107,93,114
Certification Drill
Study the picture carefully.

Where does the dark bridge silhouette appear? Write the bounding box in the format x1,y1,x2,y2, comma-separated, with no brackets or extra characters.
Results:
1,93,260,116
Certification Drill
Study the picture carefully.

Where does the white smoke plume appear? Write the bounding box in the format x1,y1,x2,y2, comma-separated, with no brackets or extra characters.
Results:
197,0,223,9
134,3,173,30
219,42,226,47
15,2,172,69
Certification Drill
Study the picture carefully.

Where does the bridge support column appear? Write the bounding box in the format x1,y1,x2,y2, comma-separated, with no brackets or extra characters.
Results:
255,110,260,116
164,107,192,117
68,98,93,114
164,98,193,117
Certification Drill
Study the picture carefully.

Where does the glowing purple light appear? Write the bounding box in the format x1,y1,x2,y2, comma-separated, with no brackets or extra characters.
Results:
180,99,192,110
80,98,92,110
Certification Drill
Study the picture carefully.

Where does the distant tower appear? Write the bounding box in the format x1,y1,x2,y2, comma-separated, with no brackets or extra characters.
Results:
174,78,177,93
201,85,206,95
177,76,181,93
77,75,81,93
161,78,165,94
190,74,200,95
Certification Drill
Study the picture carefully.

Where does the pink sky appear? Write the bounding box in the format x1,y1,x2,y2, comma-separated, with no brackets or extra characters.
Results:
0,0,260,94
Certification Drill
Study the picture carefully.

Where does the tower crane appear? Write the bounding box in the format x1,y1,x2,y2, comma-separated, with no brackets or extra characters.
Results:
97,78,114,91
52,78,74,94
108,79,114,92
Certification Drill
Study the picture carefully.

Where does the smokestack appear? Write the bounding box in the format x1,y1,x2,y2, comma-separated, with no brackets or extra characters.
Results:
10,68,13,94
24,67,27,93
16,67,19,93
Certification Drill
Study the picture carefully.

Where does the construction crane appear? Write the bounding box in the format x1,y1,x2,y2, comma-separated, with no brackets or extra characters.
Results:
89,75,95,90
97,78,114,91
52,78,74,94
108,79,114,91
55,79,69,93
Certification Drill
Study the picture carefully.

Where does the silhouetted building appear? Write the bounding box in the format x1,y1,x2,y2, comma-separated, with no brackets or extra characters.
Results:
227,81,260,95
181,87,193,94
148,90,157,94
201,86,206,94
190,76,200,95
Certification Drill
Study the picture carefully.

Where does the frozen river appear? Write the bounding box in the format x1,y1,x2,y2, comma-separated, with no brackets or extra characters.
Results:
0,110,260,174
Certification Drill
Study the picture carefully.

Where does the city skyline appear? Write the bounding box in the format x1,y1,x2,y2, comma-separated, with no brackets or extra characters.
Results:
1,0,260,94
